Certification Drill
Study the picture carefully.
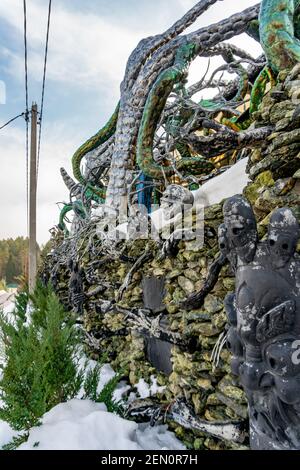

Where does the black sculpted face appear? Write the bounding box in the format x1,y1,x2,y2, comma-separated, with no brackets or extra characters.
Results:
268,208,300,269
220,195,300,450
223,195,258,264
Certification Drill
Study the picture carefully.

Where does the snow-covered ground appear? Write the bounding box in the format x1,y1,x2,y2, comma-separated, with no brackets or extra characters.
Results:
0,363,184,450
193,157,249,207
0,365,184,450
0,294,15,312
0,306,184,450
16,399,184,451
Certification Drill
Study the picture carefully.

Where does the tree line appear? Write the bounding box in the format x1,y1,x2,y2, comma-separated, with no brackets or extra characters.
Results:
0,237,40,286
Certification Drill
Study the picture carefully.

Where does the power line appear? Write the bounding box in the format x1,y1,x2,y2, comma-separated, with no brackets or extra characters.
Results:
0,112,26,131
37,0,52,179
23,0,30,236
23,0,29,114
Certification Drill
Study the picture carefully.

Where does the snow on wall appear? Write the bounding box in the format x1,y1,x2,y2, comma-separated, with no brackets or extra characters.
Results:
150,158,249,232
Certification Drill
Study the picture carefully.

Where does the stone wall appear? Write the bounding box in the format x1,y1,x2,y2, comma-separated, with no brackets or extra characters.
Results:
42,65,300,450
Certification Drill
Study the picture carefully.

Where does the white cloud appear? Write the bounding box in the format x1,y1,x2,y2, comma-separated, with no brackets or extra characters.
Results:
0,0,261,91
0,0,152,94
0,122,80,244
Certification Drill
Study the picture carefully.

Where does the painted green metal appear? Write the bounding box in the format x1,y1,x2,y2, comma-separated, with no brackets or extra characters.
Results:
260,0,300,73
250,65,276,114
58,200,87,237
244,1,300,115
71,101,120,201
199,63,249,112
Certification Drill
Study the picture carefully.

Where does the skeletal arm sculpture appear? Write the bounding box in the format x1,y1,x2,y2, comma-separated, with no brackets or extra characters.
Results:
181,126,273,160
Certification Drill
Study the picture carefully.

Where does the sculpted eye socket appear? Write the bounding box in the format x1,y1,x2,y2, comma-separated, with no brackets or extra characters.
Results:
269,239,275,246
233,227,243,235
269,357,276,369
220,243,225,249
282,243,289,250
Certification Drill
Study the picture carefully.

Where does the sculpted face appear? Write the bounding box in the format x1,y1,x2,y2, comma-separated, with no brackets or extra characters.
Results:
263,337,300,386
223,195,258,263
160,184,194,220
268,208,300,269
222,195,300,449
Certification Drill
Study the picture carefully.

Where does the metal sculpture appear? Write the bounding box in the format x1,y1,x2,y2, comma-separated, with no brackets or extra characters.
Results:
57,1,300,234
57,1,267,229
68,259,85,315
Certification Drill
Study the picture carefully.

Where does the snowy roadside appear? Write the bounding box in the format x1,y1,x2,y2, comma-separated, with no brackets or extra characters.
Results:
17,398,184,450
0,361,184,450
0,302,184,451
18,362,183,450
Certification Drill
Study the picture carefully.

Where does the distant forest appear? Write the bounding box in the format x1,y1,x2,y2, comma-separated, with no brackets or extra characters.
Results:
0,237,40,286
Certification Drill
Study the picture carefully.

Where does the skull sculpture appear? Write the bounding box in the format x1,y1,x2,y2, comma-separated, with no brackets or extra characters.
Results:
218,224,229,256
268,208,300,269
223,195,258,264
220,195,300,450
160,184,194,221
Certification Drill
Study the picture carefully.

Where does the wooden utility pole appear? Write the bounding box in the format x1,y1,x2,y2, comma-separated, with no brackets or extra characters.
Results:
29,103,38,294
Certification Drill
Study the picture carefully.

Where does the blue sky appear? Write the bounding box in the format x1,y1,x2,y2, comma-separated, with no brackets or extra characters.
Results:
0,0,260,244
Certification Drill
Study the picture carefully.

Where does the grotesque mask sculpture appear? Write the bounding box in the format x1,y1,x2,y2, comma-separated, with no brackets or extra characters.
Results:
268,208,300,270
160,184,194,221
222,195,258,265
219,195,300,450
